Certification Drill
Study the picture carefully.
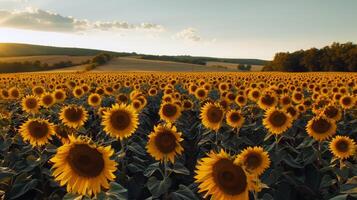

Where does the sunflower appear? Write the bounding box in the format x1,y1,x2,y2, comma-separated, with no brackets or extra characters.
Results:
55,125,73,144
40,92,55,108
323,104,342,121
263,108,292,135
279,95,292,108
183,100,194,110
195,87,208,100
19,118,55,147
159,102,182,123
0,89,9,99
258,92,277,110
53,89,66,102
248,88,261,102
292,91,304,104
329,135,356,159
88,93,102,107
73,86,85,98
195,150,250,200
102,103,139,140
236,146,271,176
8,87,21,99
32,86,45,96
146,123,183,163
117,93,129,104
306,115,336,141
340,95,354,109
50,135,117,196
226,110,245,129
21,95,40,114
59,105,88,129
200,103,224,132
235,95,247,107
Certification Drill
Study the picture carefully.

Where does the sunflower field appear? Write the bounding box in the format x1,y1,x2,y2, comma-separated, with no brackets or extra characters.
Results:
0,72,356,200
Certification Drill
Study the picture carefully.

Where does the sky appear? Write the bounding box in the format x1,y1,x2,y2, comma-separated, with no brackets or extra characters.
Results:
0,0,356,60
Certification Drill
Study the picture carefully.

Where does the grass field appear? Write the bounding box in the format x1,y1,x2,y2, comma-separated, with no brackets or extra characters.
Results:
92,57,236,72
206,61,264,71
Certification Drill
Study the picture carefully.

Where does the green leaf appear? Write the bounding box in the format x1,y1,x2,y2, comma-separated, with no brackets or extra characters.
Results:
144,162,161,177
106,182,128,200
127,142,146,156
329,194,348,200
9,179,39,199
171,185,198,200
169,162,190,176
320,175,337,189
0,167,15,182
62,193,83,200
147,176,171,198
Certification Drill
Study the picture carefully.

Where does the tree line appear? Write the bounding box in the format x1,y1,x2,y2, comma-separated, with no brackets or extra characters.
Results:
263,42,357,72
0,53,113,73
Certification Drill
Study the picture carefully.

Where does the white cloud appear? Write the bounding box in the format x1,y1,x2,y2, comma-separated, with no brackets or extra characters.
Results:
0,7,164,32
174,28,201,42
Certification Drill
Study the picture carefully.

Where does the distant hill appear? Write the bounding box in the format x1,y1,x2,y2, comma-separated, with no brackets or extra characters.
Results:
0,43,268,66
0,43,122,57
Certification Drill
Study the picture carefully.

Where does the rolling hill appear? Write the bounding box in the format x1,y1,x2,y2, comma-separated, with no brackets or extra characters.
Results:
0,43,268,72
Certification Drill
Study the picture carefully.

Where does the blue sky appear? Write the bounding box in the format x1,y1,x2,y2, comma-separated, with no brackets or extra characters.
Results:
0,0,356,59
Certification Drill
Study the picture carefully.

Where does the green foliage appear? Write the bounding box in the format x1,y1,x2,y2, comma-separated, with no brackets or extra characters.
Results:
237,64,252,71
265,42,357,72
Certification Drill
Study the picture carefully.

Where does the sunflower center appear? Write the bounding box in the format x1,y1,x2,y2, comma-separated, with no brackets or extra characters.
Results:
342,97,351,105
43,95,54,105
237,96,245,103
154,130,177,153
282,97,291,105
244,153,262,170
324,106,338,118
67,144,104,178
311,118,331,134
336,140,349,152
64,107,83,122
118,95,128,102
286,107,297,117
261,95,275,106
252,91,260,99
162,104,178,117
11,90,19,98
206,106,223,123
197,90,206,97
25,98,38,109
230,113,241,122
110,110,131,130
55,127,69,139
28,121,49,139
268,111,287,127
212,158,247,195
2,90,9,97
75,89,83,96
55,92,64,100
34,87,44,95
294,93,302,100
91,96,99,103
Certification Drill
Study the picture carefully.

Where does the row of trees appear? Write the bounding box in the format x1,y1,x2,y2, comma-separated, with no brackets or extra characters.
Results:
263,42,357,72
0,53,113,73
85,53,113,71
237,64,252,71
0,60,88,73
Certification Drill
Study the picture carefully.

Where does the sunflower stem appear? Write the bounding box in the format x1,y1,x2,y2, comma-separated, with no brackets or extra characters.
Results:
163,159,168,178
316,142,322,166
253,191,259,200
120,138,127,173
